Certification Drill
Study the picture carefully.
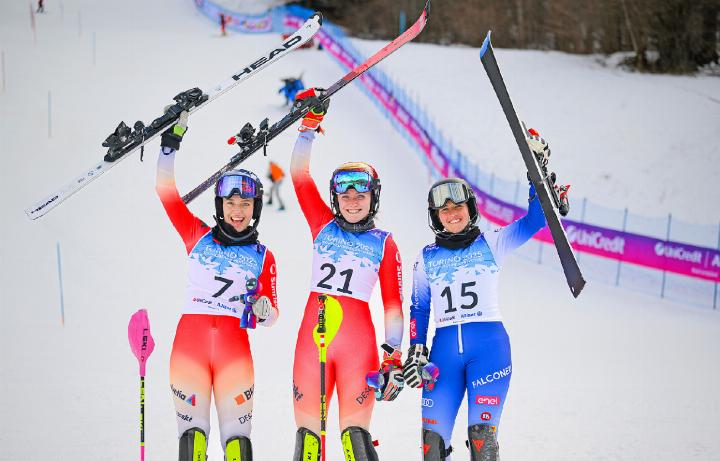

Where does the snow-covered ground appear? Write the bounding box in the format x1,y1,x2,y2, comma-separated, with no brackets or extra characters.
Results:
1,1,719,460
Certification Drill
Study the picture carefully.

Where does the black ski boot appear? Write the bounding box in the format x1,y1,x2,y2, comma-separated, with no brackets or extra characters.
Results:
178,427,207,461
422,429,452,460
292,427,320,461
341,426,378,461
225,435,252,461
467,424,500,461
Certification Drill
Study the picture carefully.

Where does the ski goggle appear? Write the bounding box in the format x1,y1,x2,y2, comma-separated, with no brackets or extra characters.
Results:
429,181,472,209
215,173,259,199
331,170,374,194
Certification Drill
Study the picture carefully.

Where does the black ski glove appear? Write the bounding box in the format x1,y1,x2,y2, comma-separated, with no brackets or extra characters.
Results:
160,110,189,151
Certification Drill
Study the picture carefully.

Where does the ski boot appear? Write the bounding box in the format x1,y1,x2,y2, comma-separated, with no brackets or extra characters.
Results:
467,424,500,461
422,429,452,460
178,427,207,461
292,427,320,461
341,426,378,461
225,435,252,461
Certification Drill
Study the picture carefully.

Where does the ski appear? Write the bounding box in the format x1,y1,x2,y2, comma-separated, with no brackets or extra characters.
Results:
24,13,323,220
181,1,431,205
479,31,586,298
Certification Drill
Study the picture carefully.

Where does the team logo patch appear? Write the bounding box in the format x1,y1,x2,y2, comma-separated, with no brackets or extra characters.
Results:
480,411,492,421
475,395,501,406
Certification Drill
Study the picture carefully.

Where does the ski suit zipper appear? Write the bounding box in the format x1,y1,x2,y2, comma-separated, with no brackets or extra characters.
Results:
457,324,464,354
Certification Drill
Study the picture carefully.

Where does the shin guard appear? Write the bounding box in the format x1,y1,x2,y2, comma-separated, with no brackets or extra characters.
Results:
422,429,452,460
292,427,321,461
225,435,252,461
178,427,207,461
468,424,500,461
340,426,378,461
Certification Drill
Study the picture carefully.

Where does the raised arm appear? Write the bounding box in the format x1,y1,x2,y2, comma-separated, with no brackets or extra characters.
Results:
156,147,210,254
290,130,334,239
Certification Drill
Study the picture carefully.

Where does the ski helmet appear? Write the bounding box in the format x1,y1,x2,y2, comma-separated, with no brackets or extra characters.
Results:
427,178,479,237
213,169,264,245
329,162,381,233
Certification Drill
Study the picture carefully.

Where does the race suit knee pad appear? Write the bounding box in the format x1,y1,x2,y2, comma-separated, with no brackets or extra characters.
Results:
467,424,499,461
225,435,252,461
179,427,207,461
340,426,378,461
422,429,452,460
293,427,320,461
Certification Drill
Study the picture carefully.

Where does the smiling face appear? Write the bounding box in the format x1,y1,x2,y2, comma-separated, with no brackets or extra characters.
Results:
438,201,471,234
337,188,371,224
222,196,255,232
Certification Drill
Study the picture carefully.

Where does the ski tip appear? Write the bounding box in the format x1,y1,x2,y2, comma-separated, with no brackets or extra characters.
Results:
570,278,587,298
311,11,323,25
479,31,492,58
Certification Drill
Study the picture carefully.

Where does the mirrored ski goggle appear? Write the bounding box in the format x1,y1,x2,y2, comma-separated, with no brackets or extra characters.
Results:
429,182,472,209
331,170,373,194
215,174,259,199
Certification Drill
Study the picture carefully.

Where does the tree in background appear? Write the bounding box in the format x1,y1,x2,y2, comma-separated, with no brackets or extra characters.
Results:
292,0,719,73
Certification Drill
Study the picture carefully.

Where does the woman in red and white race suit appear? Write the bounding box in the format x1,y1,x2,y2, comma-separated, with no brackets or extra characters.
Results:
155,113,278,461
289,89,405,461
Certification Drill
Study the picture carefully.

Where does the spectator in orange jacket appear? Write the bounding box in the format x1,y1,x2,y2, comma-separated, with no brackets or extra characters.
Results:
267,160,286,211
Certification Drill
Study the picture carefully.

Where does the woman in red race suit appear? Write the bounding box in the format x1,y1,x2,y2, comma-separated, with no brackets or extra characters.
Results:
289,89,405,461
155,112,278,461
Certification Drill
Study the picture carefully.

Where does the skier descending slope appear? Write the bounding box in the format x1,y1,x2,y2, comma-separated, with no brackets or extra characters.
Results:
289,89,405,461
403,131,555,461
155,112,279,461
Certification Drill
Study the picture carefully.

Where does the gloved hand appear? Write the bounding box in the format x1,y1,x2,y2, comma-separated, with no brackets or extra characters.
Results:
376,344,404,401
160,109,189,150
402,344,430,388
295,87,330,133
526,127,550,167
251,295,273,320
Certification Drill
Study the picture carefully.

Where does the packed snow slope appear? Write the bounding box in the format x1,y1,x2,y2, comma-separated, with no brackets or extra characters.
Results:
1,1,719,460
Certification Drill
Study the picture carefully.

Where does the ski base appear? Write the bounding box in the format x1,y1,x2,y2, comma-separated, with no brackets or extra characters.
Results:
479,31,586,298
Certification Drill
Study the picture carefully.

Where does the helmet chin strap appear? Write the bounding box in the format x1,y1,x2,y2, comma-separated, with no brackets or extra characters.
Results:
212,215,259,246
335,214,375,233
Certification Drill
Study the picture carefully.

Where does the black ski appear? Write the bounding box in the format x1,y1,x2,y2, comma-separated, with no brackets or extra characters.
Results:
181,1,431,204
479,31,586,298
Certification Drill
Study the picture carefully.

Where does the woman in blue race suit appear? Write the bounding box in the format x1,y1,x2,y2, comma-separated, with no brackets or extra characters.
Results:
402,132,554,460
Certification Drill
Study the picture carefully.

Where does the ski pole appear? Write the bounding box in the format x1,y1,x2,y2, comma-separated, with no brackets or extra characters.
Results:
314,295,343,461
128,309,156,461
317,297,327,461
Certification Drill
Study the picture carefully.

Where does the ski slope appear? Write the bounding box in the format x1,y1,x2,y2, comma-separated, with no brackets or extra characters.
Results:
1,1,719,460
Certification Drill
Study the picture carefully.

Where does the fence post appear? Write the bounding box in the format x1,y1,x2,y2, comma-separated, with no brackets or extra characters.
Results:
615,207,628,286
489,173,495,195
399,10,406,34
57,242,65,326
715,221,719,309
661,213,672,298
47,90,52,138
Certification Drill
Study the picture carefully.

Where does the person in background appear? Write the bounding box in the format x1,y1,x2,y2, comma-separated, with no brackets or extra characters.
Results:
279,76,305,106
266,160,286,211
220,12,228,36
